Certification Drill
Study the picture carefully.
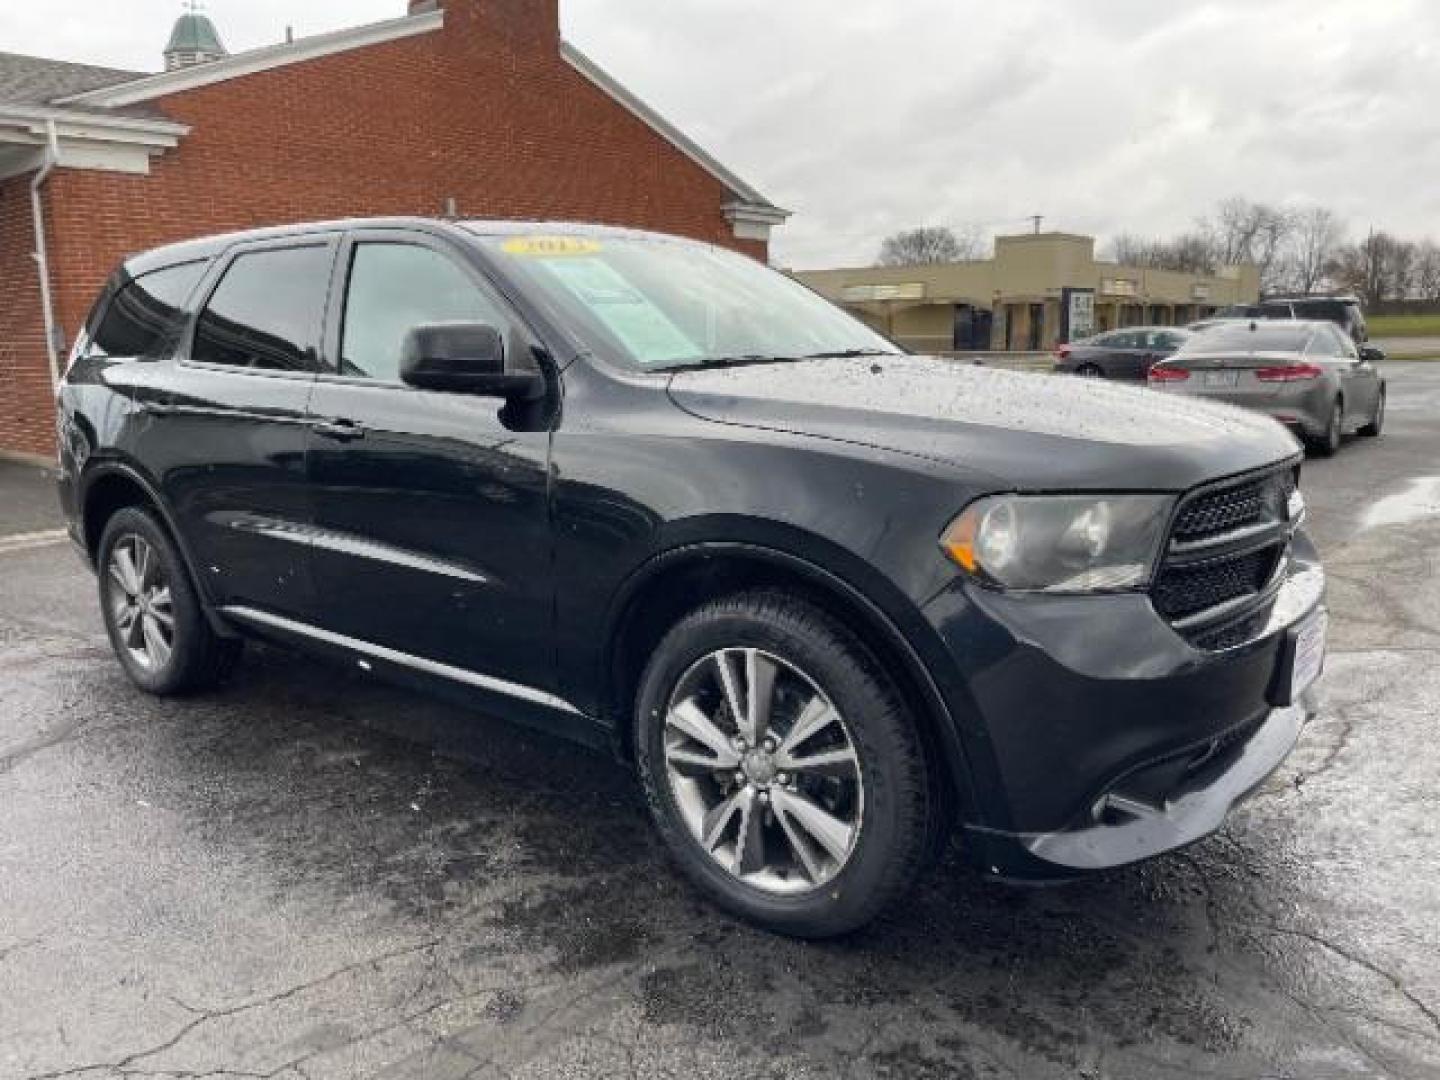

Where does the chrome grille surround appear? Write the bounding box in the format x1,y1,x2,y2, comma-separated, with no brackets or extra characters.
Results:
1152,465,1301,650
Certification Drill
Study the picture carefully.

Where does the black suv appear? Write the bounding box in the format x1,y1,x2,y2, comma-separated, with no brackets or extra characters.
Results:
59,219,1326,937
1259,296,1369,342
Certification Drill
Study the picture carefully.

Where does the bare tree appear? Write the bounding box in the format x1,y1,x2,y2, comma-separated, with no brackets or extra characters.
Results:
876,226,980,267
1285,207,1344,294
1386,239,1417,301
1106,231,1216,274
1199,197,1294,291
1413,240,1440,303
1331,231,1407,308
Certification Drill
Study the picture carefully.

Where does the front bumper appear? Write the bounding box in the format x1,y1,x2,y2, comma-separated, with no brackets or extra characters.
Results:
921,531,1324,878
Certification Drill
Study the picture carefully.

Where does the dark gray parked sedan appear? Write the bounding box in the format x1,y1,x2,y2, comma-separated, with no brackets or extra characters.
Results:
1148,320,1385,456
1055,326,1190,380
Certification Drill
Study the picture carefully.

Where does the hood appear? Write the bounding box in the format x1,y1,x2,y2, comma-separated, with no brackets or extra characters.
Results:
667,355,1299,491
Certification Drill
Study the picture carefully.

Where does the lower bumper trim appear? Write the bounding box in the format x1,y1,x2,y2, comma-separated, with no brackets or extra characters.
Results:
973,702,1305,873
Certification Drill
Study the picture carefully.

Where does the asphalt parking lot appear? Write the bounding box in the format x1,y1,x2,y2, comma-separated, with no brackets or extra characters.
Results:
2,364,1438,1080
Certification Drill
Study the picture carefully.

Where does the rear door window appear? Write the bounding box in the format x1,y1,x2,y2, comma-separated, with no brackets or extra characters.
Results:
85,262,208,360
192,246,334,372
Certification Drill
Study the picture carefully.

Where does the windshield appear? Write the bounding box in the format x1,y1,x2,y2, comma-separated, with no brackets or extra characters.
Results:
475,232,901,371
1181,323,1312,353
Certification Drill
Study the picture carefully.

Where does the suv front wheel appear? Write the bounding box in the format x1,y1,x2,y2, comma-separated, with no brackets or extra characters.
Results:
635,591,935,937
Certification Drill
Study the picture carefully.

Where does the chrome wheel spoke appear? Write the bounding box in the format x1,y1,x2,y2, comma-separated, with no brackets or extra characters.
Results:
778,745,859,778
771,787,855,866
147,587,174,628
112,545,142,596
701,788,746,852
135,538,154,591
141,614,172,667
713,652,746,735
667,699,741,769
734,789,766,876
778,695,840,757
123,606,147,650
666,746,729,777
744,650,777,746
108,563,135,598
773,798,827,884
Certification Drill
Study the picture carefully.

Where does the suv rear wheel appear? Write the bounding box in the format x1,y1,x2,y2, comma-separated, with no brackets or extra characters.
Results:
635,591,935,937
98,507,240,695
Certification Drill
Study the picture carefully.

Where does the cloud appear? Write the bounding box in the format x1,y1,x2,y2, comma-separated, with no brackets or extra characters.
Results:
6,0,1436,268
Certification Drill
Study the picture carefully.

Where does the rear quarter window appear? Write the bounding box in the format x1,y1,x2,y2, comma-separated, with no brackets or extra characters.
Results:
85,261,208,360
1294,300,1347,324
1180,324,1311,353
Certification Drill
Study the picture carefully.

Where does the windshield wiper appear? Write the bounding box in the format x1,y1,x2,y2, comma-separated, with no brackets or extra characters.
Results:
796,348,898,360
650,354,800,374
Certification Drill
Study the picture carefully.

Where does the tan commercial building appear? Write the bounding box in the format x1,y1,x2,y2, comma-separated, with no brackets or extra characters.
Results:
798,232,1260,354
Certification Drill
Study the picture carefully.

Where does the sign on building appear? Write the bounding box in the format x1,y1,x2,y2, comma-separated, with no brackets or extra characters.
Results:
1101,277,1138,297
1062,287,1096,342
841,283,926,302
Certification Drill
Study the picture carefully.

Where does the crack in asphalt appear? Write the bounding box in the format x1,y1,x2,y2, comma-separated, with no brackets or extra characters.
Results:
0,712,91,778
1264,924,1440,1041
20,940,446,1080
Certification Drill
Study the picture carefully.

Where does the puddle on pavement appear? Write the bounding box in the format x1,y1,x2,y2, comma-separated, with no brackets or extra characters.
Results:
1361,476,1440,530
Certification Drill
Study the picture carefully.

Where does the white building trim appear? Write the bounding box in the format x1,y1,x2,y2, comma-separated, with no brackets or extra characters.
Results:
0,106,187,179
57,9,445,109
560,41,790,242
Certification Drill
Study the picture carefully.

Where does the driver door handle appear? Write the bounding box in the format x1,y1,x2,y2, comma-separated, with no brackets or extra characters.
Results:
312,418,366,442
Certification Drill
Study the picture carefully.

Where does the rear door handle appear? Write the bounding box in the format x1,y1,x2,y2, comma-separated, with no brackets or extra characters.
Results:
312,418,366,442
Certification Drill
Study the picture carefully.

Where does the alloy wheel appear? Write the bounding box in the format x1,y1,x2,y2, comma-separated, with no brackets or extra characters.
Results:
105,534,175,672
662,648,864,895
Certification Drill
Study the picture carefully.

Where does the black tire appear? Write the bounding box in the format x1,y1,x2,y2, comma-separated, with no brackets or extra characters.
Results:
634,590,935,938
1075,363,1104,378
1307,397,1343,457
97,507,241,695
1358,389,1385,437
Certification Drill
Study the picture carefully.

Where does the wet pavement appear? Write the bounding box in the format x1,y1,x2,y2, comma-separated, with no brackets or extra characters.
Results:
2,364,1438,1079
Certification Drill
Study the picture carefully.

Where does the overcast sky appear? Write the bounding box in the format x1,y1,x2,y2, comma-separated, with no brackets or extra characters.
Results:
5,0,1437,268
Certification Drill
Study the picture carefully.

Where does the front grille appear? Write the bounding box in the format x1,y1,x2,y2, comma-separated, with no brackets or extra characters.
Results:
1188,608,1274,651
1153,466,1298,649
1172,470,1295,543
1153,546,1284,620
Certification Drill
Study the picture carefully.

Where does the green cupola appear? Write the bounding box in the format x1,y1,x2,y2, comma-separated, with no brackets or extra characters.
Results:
164,6,228,71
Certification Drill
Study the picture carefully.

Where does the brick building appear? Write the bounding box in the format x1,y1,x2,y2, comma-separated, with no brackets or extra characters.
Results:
0,0,788,460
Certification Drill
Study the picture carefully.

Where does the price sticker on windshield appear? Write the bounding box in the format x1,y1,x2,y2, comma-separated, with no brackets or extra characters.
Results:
501,236,603,258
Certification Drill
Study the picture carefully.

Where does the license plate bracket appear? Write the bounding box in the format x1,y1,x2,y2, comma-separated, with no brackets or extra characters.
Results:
1269,608,1327,706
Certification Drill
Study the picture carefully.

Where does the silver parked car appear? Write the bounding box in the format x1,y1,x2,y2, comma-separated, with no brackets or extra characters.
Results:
1148,320,1385,456
1054,326,1190,381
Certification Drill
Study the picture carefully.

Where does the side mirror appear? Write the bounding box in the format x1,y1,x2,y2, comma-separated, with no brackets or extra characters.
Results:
400,323,544,400
1358,344,1385,364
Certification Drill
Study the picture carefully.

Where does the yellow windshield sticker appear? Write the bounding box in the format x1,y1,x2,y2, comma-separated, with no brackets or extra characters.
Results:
502,236,602,257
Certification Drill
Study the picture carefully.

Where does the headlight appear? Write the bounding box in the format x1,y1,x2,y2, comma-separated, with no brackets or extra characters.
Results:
940,494,1173,593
